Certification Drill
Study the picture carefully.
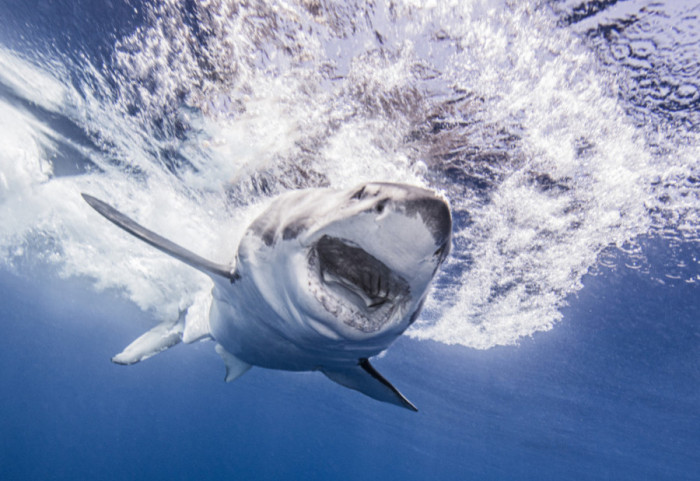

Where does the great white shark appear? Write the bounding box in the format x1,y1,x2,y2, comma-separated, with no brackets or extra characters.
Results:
82,182,451,411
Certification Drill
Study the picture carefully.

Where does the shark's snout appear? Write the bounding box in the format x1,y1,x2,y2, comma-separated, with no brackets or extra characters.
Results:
361,183,452,247
405,196,452,247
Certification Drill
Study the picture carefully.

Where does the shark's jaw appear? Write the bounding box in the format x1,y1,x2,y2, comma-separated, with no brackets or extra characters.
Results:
307,235,410,334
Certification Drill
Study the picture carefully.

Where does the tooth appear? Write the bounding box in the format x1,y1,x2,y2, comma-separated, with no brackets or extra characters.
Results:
379,276,387,298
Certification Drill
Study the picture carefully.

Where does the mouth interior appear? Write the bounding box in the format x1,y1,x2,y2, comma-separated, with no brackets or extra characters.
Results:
309,235,410,332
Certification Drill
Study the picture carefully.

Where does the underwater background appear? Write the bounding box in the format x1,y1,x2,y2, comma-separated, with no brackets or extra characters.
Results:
0,0,698,479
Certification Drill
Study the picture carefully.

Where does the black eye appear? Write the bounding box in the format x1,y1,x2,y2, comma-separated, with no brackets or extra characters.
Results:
375,200,387,213
433,242,449,261
351,186,366,200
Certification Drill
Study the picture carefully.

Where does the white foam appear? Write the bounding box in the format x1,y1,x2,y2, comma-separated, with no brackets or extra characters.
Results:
0,49,68,112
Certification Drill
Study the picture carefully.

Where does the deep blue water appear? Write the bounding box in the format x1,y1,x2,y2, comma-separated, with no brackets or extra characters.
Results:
2,240,698,480
1,0,699,479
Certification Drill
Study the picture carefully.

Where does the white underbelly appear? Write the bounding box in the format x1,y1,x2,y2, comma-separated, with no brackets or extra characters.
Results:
208,281,387,371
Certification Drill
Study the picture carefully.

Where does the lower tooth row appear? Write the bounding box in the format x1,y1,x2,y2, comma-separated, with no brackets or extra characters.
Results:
311,269,394,333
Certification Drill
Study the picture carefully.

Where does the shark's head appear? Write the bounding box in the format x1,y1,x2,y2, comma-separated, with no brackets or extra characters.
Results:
241,182,451,346
302,183,451,338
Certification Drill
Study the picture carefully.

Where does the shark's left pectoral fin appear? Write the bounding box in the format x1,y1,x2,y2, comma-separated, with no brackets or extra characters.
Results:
322,359,418,412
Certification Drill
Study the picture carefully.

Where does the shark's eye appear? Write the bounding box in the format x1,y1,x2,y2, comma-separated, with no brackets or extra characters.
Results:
375,200,387,213
351,186,366,200
433,241,449,262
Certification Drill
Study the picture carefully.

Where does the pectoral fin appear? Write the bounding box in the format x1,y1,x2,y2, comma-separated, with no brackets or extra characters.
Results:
322,358,418,412
82,193,235,281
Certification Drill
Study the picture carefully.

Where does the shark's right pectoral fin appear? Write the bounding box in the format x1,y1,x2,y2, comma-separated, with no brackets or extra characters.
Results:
81,193,236,281
322,358,418,412
215,344,252,382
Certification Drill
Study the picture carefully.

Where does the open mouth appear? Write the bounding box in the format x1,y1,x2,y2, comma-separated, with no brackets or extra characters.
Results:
308,235,410,333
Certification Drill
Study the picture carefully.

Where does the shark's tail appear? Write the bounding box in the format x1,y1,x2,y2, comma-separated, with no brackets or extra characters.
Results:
112,294,252,384
111,314,186,365
111,291,214,365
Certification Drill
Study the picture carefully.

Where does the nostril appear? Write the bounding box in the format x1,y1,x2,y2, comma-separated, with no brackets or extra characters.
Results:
351,186,366,200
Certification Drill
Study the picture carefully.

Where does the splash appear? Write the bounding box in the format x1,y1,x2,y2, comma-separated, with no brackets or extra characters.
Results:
0,0,697,349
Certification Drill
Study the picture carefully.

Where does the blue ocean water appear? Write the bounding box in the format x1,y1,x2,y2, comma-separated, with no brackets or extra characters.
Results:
1,240,698,480
1,1,699,480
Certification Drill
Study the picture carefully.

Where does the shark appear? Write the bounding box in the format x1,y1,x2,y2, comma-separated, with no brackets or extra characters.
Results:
82,182,451,411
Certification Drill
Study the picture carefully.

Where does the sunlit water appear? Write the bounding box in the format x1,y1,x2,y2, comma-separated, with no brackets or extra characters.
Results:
0,1,698,479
